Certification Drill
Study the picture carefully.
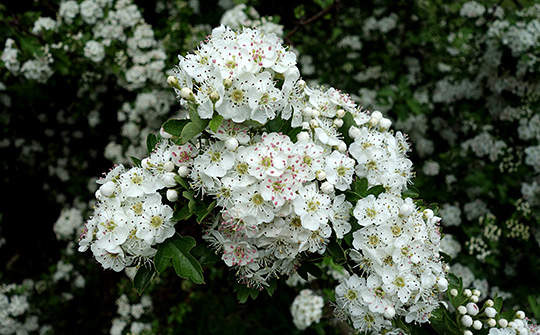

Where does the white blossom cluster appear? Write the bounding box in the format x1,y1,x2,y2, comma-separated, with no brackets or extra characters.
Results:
110,294,153,335
0,282,42,335
79,141,185,272
290,289,324,330
333,194,447,333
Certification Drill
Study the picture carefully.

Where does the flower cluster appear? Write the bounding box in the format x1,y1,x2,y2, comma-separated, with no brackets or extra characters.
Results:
290,289,325,330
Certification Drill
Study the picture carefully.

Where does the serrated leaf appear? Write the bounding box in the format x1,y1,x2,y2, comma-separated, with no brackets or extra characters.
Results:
146,133,158,155
181,121,208,144
154,234,204,284
191,242,220,265
345,191,361,203
133,266,155,295
234,282,260,303
209,113,224,132
195,200,216,223
162,119,189,137
366,185,385,197
402,186,419,199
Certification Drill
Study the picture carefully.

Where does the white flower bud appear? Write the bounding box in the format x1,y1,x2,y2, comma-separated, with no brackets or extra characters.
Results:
437,277,449,292
518,328,529,335
141,157,152,169
379,117,392,130
349,126,361,139
178,165,190,178
167,75,180,89
509,322,517,329
516,311,525,319
164,161,175,172
499,319,508,328
180,87,194,100
466,302,479,316
471,295,479,303
485,299,494,307
334,118,344,128
472,320,482,330
163,172,177,188
99,181,116,197
297,131,310,142
316,170,326,181
166,189,178,202
337,141,347,152
312,109,321,118
302,122,310,130
488,319,497,327
371,110,383,120
472,289,481,297
160,127,174,139
514,320,524,329
223,78,233,89
336,108,346,118
458,306,467,314
320,181,334,194
297,79,306,88
225,138,239,151
461,315,473,327
464,331,473,335
450,289,459,297
309,119,319,128
485,307,497,318
463,289,472,297
423,209,434,220
302,107,313,118
383,306,396,319
209,91,220,103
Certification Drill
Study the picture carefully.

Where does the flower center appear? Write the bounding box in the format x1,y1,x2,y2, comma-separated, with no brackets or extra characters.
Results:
236,162,248,175
366,208,377,218
103,220,116,231
132,202,143,215
131,174,142,185
394,277,405,288
251,193,264,206
345,289,357,301
261,156,272,168
210,150,221,162
303,156,312,165
368,234,380,246
391,225,402,237
150,216,163,228
337,165,347,176
231,89,244,103
291,216,302,228
307,200,319,212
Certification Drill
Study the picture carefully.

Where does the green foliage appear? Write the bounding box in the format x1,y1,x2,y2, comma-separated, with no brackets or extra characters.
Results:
155,234,204,285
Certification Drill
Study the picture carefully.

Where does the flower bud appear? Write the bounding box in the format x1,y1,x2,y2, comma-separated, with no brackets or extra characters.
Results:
383,306,396,319
400,203,414,217
470,295,479,303
485,307,497,318
379,117,392,130
141,157,152,169
320,181,334,194
423,209,434,220
297,79,306,88
464,331,473,335
160,127,174,139
297,131,310,142
461,315,473,327
437,277,448,292
466,302,479,316
499,319,508,328
163,172,177,188
166,189,178,202
223,78,233,89
485,299,494,307
316,170,326,181
224,138,239,151
487,319,496,327
309,119,319,128
164,161,175,172
167,75,180,89
450,289,459,297
349,126,361,139
312,109,321,118
458,306,467,314
337,141,347,153
302,107,313,118
472,320,482,330
178,165,190,178
336,108,346,118
209,91,220,103
516,311,525,319
302,122,310,130
180,87,195,101
518,328,528,335
334,118,344,128
509,322,517,329
99,181,116,197
371,110,383,121
472,289,481,297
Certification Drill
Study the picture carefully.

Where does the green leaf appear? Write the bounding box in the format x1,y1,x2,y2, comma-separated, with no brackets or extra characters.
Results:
366,185,385,197
355,178,369,197
181,120,208,144
146,133,158,155
173,204,192,221
293,4,305,19
154,234,204,284
234,282,260,303
191,242,220,265
174,176,190,190
195,200,216,223
130,156,142,167
162,119,189,137
345,191,361,203
297,261,322,280
402,186,419,199
209,113,224,133
133,266,155,295
439,251,452,263
265,278,277,297
326,238,346,263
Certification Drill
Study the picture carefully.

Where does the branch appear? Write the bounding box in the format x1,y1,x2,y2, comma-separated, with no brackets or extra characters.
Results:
284,0,342,46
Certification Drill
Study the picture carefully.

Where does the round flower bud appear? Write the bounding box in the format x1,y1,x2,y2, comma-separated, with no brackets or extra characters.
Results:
487,319,497,327
302,107,313,118
518,328,528,335
463,289,472,297
466,303,479,316
513,320,524,329
472,320,482,330
485,299,494,307
160,127,174,139
316,170,326,181
164,161,175,172
471,295,479,303
334,118,344,128
379,117,392,130
349,126,361,139
499,319,508,328
312,109,321,118
209,91,220,103
461,315,473,327
163,172,177,188
166,189,178,202
485,307,497,318
383,306,396,319
180,87,194,100
472,289,481,297
99,181,116,197
297,79,306,88
225,138,239,151
178,165,190,178
424,209,434,220
464,331,473,335
457,306,467,314
516,311,525,319
309,119,319,128
320,181,334,194
437,277,449,292
450,289,459,297
167,75,179,89
337,141,347,153
371,110,383,121
336,109,346,118
297,131,310,142
509,322,517,329
223,78,233,89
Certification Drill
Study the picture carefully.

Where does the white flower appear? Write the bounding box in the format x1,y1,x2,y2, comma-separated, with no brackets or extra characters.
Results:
292,183,331,231
84,40,105,63
119,167,163,197
324,150,355,191
135,200,175,245
197,141,235,178
290,289,324,330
